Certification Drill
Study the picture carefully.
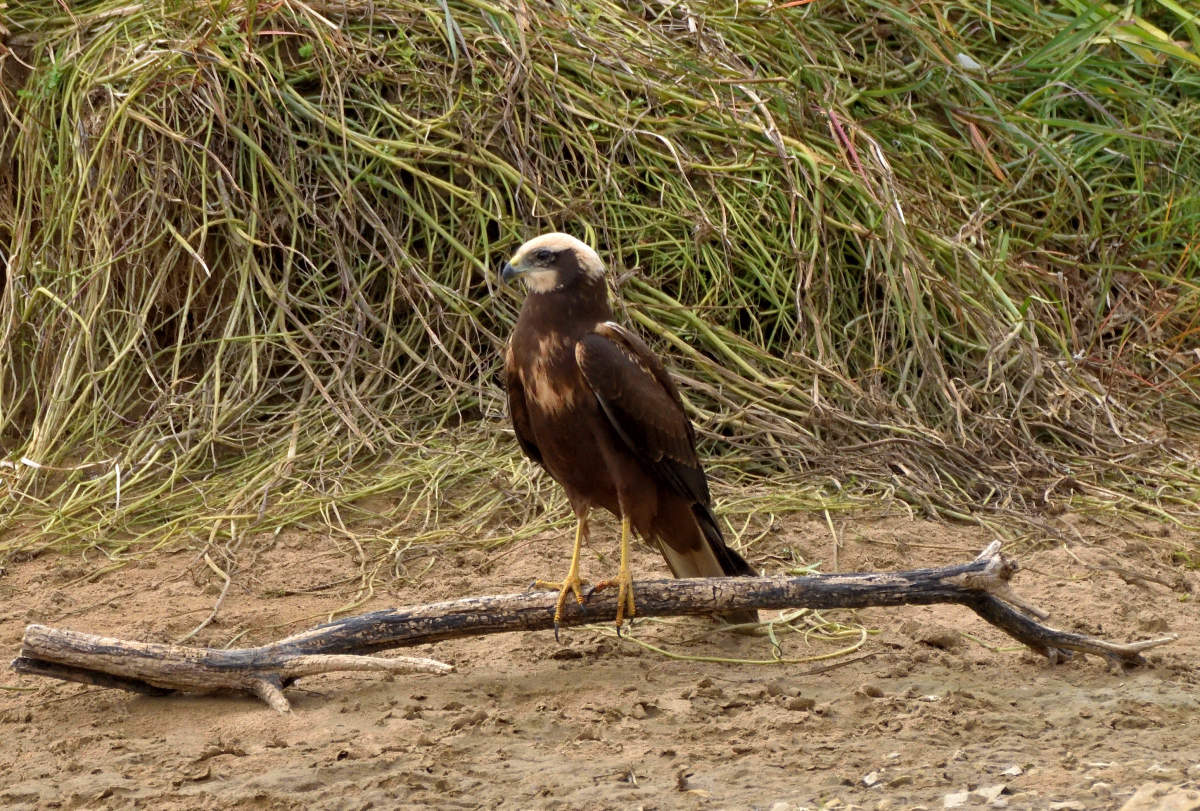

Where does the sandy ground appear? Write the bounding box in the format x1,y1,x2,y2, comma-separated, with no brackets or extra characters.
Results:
2,511,1199,811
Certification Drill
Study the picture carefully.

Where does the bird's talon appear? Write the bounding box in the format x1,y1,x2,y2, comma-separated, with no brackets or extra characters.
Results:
538,572,588,638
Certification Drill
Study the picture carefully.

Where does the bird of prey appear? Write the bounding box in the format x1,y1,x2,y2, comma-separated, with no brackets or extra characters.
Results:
500,233,757,631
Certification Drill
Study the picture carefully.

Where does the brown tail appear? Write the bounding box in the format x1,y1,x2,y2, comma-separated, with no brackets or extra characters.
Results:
651,498,759,626
693,504,757,578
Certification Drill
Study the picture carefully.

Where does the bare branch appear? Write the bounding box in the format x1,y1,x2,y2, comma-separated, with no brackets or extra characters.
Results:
10,546,1176,712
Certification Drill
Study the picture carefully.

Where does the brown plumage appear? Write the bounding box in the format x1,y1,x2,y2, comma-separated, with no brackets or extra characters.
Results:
500,233,757,629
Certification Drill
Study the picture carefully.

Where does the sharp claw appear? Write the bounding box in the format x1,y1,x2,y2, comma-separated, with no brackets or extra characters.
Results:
554,622,561,644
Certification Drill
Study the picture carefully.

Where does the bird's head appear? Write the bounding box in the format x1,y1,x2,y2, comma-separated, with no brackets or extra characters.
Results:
500,233,606,294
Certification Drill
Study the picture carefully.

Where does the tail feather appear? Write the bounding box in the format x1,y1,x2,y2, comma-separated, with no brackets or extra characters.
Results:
651,500,758,626
693,504,757,578
692,504,758,626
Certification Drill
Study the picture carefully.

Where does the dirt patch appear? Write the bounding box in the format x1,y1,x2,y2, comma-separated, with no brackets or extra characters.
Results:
2,513,1198,810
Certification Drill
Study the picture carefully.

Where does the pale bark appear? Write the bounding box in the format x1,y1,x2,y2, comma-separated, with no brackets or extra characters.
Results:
11,543,1175,712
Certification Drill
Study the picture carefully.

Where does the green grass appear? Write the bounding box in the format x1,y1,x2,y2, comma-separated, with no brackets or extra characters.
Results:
0,0,1198,562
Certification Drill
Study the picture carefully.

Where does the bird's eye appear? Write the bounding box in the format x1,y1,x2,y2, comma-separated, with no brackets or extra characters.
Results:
536,249,555,262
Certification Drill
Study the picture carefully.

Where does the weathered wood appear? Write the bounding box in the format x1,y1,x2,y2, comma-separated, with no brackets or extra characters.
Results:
10,544,1176,712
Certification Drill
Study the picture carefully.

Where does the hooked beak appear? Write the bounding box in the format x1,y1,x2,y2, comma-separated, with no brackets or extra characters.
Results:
500,261,524,284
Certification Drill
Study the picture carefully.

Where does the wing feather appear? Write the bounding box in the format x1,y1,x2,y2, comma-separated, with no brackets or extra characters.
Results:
504,339,544,466
575,322,710,505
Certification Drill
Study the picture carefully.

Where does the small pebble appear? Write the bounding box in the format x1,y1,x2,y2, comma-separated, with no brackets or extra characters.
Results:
902,620,964,649
1117,784,1200,811
1146,763,1187,781
785,696,816,712
766,679,801,698
449,709,488,730
971,785,1006,803
944,791,969,808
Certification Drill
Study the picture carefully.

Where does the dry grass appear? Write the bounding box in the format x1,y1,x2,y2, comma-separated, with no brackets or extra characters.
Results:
0,0,1198,571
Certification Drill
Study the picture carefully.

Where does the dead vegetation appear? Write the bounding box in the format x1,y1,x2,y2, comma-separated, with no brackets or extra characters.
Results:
0,0,1196,582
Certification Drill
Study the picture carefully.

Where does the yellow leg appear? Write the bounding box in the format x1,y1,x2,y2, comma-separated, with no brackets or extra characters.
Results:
600,516,636,629
533,511,589,630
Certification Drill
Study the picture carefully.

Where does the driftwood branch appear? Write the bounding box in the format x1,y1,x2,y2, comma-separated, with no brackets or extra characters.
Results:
10,543,1176,712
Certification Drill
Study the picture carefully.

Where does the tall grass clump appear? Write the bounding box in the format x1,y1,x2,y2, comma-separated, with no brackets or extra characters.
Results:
1,0,1198,559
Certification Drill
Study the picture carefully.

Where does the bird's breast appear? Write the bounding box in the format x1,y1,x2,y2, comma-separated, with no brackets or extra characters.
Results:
521,332,585,418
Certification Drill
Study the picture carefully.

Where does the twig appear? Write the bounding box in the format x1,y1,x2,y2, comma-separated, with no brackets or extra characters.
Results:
1089,563,1178,590
824,508,840,572
1063,545,1181,589
176,553,232,644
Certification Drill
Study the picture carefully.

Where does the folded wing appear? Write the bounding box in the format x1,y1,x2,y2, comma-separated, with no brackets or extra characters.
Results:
574,322,709,507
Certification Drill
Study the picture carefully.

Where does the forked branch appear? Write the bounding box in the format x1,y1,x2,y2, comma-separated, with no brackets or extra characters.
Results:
10,543,1176,712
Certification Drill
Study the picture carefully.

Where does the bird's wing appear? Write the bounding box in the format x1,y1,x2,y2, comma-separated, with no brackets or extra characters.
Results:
575,321,709,505
504,338,544,466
